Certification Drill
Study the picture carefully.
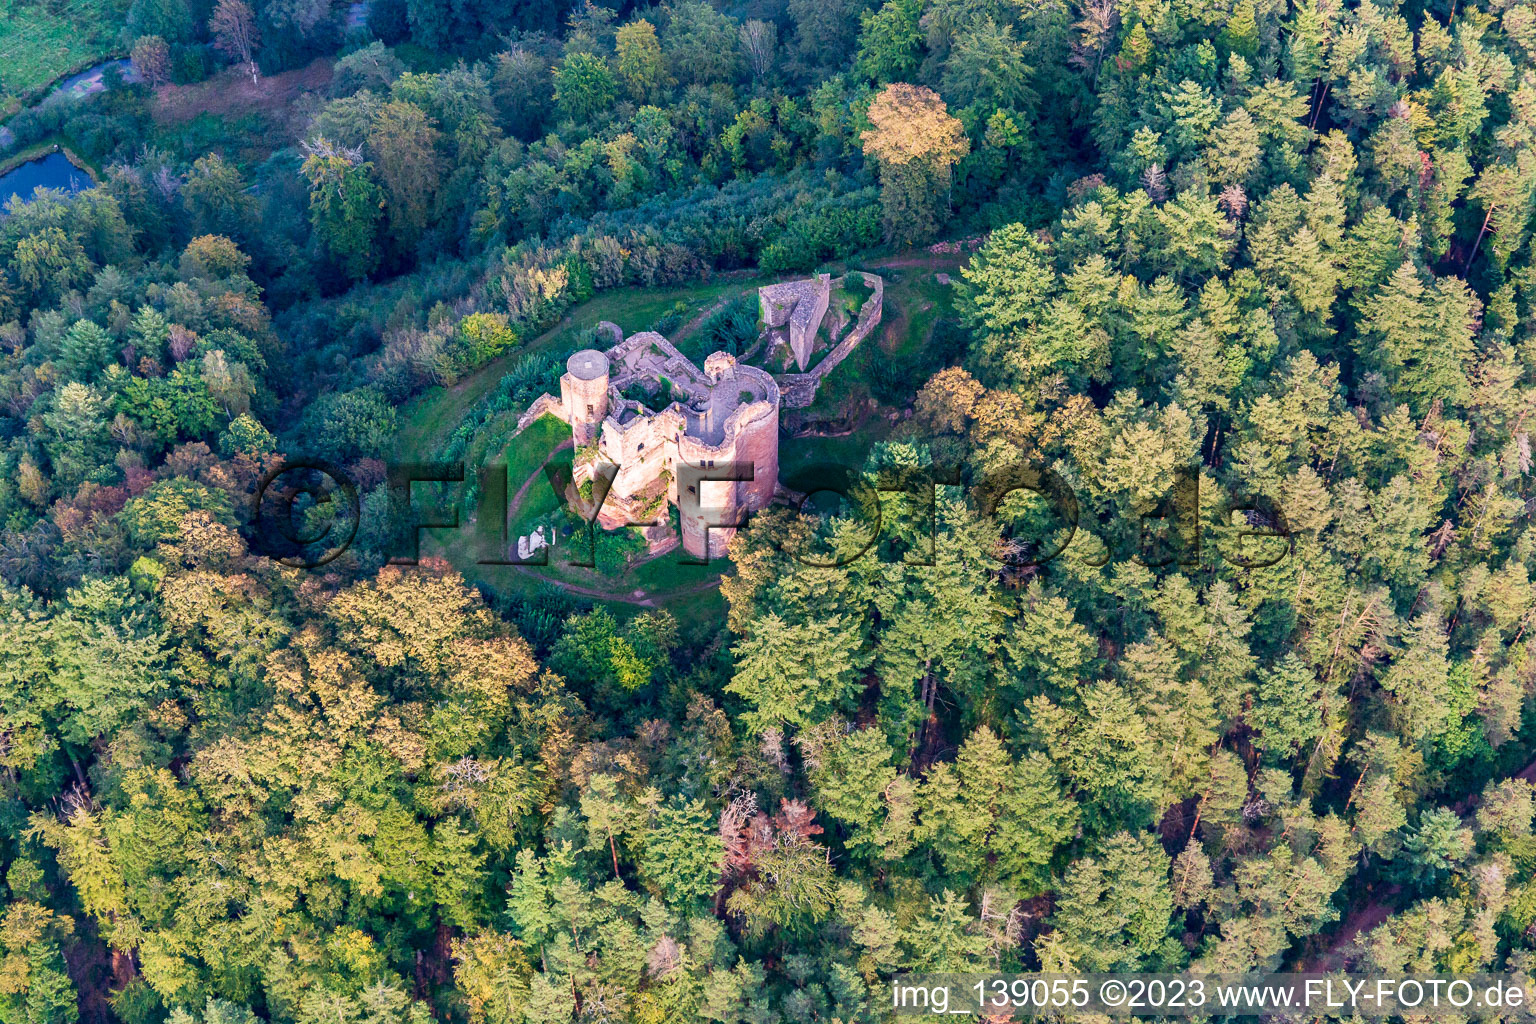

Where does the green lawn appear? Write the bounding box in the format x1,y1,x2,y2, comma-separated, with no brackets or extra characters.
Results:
880,271,955,359
503,414,569,492
394,277,768,460
426,527,727,634
154,111,279,168
0,0,128,113
504,419,571,541
830,273,875,324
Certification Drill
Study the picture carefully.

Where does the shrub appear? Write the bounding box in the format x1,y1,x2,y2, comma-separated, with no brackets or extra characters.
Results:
650,300,689,335
698,296,757,356
454,312,519,369
499,353,560,407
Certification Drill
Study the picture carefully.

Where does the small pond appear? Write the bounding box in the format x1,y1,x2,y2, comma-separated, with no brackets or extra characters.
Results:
0,152,93,212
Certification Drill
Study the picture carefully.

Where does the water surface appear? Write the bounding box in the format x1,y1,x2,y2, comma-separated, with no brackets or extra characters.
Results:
0,152,92,211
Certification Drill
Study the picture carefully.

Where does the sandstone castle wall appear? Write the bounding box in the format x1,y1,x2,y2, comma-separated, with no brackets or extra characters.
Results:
515,273,879,561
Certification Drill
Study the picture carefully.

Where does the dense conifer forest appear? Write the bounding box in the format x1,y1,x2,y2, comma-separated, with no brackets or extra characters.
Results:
2,0,1536,1020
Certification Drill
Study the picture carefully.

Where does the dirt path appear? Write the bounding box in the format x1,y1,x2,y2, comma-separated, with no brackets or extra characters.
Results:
508,565,721,607
674,295,732,345
46,60,139,105
868,251,968,271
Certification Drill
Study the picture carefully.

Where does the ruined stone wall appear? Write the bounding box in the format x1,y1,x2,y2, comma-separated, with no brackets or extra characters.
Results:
516,393,566,433
789,274,831,371
518,318,807,558
777,272,884,408
759,275,832,372
601,406,683,501
759,286,798,330
735,392,780,512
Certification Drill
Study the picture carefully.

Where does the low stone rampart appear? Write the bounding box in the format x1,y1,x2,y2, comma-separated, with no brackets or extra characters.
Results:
776,272,884,409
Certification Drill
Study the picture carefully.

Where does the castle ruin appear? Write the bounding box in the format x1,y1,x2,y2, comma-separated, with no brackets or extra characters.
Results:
522,334,779,559
758,273,831,371
516,273,882,561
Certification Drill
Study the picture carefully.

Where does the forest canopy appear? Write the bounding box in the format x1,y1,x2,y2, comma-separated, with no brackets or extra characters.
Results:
1,0,1536,1020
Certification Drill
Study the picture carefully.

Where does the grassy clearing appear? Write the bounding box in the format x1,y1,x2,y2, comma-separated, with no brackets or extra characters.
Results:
653,585,728,633
504,435,571,542
779,420,894,483
631,549,725,591
395,261,954,625
411,414,570,565
577,277,766,336
152,111,277,167
880,271,955,358
502,414,569,491
507,481,562,541
0,0,127,112
152,59,330,123
396,276,767,459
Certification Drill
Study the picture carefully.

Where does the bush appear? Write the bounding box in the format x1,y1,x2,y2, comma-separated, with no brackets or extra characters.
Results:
623,381,671,413
697,296,757,356
499,353,560,407
593,522,645,575
454,312,519,369
171,45,213,84
650,300,689,335
758,202,882,274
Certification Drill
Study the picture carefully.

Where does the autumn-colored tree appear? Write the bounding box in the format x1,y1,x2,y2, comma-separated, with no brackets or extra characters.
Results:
130,34,171,87
615,18,670,101
860,83,969,244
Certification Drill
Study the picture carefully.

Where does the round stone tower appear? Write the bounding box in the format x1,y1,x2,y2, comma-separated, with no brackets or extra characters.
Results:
733,366,780,514
703,351,737,382
676,366,780,559
561,349,610,445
